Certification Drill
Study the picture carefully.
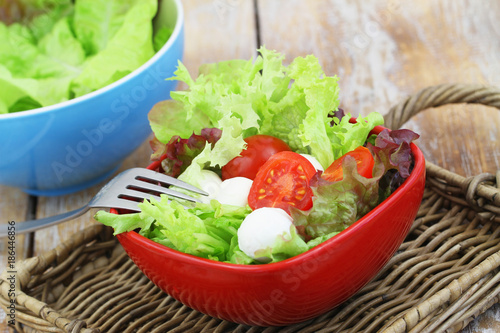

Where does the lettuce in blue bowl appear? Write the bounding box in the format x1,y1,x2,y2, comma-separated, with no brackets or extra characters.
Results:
0,0,184,195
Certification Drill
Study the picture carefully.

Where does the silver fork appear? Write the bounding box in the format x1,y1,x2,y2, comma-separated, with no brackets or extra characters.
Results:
0,168,207,237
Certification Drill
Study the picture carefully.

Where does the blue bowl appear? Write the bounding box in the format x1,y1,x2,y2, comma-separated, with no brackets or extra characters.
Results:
0,0,184,196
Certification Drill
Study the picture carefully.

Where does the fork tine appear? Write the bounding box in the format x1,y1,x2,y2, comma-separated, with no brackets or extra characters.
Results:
101,198,141,212
130,168,208,196
119,188,163,202
128,179,201,202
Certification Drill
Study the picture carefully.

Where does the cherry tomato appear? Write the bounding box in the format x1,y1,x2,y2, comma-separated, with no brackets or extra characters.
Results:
248,151,317,213
322,146,374,182
221,135,291,180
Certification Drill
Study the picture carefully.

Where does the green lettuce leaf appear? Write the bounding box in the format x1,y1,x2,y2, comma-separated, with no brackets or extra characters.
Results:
27,0,74,42
0,22,41,79
0,65,39,113
94,210,155,235
94,197,252,262
73,0,137,56
153,26,174,52
154,47,383,172
0,18,83,108
253,224,309,263
0,0,163,112
149,99,211,143
168,58,262,125
306,231,341,249
328,112,384,161
8,96,43,113
176,114,248,189
38,16,85,69
71,0,157,97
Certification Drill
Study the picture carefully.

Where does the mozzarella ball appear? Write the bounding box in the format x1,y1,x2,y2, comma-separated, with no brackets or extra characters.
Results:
216,177,253,207
198,170,222,203
300,153,324,171
237,207,293,261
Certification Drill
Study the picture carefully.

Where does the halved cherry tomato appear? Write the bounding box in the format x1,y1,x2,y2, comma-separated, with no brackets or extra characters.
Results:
322,146,374,182
248,151,317,213
221,135,291,180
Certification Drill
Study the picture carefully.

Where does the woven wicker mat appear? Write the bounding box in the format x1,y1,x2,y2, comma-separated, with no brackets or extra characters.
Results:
2,83,500,333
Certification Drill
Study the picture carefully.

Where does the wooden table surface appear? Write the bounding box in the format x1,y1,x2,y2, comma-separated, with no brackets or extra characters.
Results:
1,0,499,331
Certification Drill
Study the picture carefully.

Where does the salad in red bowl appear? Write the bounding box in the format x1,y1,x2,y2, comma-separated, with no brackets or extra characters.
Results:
94,47,425,325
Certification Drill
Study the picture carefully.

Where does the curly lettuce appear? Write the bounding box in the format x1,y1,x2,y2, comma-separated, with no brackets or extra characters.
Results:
149,47,384,187
95,197,252,262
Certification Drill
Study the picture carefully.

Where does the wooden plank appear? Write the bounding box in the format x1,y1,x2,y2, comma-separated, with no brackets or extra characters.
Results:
0,186,30,266
182,0,257,64
256,0,500,116
404,104,500,177
462,304,500,333
0,186,30,331
175,0,258,92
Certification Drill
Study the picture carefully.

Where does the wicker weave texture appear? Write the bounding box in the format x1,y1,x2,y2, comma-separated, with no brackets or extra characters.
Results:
1,83,500,333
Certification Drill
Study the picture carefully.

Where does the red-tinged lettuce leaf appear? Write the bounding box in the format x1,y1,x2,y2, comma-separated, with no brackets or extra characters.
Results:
292,128,419,240
367,128,419,200
150,128,222,177
292,156,380,239
328,107,345,125
149,136,167,161
369,128,419,179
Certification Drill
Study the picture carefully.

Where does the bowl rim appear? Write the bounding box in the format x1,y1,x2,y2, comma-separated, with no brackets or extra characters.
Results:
117,124,426,273
0,0,184,120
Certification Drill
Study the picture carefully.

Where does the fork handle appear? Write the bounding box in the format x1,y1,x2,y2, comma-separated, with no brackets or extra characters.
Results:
0,206,89,237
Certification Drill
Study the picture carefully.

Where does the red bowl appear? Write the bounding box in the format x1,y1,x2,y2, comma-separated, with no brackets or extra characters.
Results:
115,124,426,326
